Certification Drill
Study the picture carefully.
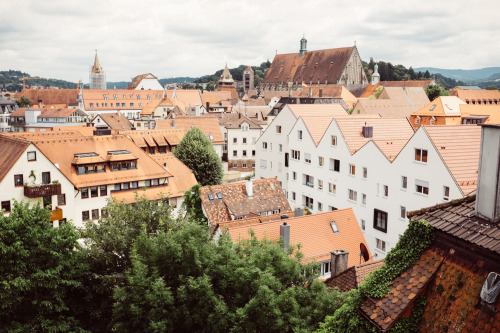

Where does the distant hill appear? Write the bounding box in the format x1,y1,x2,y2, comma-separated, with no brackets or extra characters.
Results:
414,67,500,82
0,70,77,91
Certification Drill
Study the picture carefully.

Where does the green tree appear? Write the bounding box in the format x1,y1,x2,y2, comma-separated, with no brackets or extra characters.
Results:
426,84,450,101
182,184,207,224
424,70,431,79
173,127,223,186
16,95,32,107
485,85,500,90
0,201,87,332
113,223,345,332
77,194,180,332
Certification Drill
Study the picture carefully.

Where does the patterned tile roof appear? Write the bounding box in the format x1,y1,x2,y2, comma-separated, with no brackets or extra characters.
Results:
295,86,358,108
451,89,500,102
0,136,30,183
156,116,224,144
94,112,134,131
150,154,197,196
412,96,465,117
360,80,433,99
121,129,185,148
325,260,385,292
17,89,79,107
227,208,371,265
408,195,500,255
359,248,444,331
199,178,290,224
423,125,481,195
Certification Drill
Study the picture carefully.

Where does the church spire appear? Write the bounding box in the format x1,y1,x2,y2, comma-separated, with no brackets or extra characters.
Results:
220,62,234,83
91,50,103,74
299,35,307,57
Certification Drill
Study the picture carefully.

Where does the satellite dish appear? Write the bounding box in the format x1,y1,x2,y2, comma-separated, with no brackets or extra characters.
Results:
360,243,370,263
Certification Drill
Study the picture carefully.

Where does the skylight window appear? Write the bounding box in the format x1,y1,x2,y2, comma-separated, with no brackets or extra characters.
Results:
216,192,222,199
430,105,436,111
74,152,99,158
108,150,131,155
208,194,214,200
330,221,339,234
445,104,452,110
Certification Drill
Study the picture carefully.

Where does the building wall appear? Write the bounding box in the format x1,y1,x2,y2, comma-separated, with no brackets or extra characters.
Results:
255,106,297,193
90,72,106,90
226,125,261,171
286,120,464,258
133,78,163,91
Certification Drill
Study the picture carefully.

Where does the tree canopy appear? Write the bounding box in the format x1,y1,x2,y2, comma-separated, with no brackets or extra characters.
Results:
16,95,32,108
426,84,450,101
0,201,86,332
173,126,223,186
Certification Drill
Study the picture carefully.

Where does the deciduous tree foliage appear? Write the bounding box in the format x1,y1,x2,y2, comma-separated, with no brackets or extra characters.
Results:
0,201,86,332
16,95,32,108
113,224,345,332
426,84,450,101
173,126,223,186
182,183,207,224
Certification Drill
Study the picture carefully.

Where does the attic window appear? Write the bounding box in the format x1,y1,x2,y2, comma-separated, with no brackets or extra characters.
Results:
330,221,339,234
74,152,99,158
208,194,214,201
445,104,452,110
216,192,222,199
108,150,131,155
430,105,436,111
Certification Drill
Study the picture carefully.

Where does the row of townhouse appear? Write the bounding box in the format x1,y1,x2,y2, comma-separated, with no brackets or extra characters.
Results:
256,107,481,257
0,131,197,228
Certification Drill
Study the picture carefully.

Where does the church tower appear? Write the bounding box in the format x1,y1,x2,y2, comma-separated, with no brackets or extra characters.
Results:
299,35,307,57
371,64,380,86
217,63,238,99
89,51,106,89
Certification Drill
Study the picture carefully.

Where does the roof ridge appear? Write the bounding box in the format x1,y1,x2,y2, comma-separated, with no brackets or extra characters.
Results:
407,194,476,218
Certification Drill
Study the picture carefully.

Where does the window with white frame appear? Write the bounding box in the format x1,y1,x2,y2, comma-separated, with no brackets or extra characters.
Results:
242,162,247,168
361,219,365,231
318,156,324,166
318,179,323,190
328,183,336,194
331,135,337,146
415,148,428,163
232,162,238,168
304,153,311,164
400,206,406,219
362,193,366,205
318,202,323,212
348,189,357,202
276,125,282,133
415,179,429,195
443,186,450,200
298,130,303,140
401,176,408,189
262,142,267,149
363,167,367,179
383,185,388,197
292,192,296,201
376,238,386,252
291,150,300,160
292,171,297,180
322,261,331,275
349,164,356,175
329,158,340,172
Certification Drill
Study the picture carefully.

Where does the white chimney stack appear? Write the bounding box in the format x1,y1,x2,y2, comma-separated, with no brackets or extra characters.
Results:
476,124,500,222
195,104,200,117
246,179,253,198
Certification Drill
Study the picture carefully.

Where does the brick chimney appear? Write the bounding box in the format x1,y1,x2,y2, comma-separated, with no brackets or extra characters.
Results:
476,124,500,222
331,250,349,275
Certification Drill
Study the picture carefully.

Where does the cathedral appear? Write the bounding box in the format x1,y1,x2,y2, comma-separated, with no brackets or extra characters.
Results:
261,36,368,94
89,51,106,90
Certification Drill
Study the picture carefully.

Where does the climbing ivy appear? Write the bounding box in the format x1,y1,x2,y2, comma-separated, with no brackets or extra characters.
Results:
317,219,435,333
390,295,427,333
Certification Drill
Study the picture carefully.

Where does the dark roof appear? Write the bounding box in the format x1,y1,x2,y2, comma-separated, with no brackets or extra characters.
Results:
325,260,385,292
0,136,30,182
199,178,291,224
408,195,500,255
263,47,353,85
359,248,444,331
16,89,79,106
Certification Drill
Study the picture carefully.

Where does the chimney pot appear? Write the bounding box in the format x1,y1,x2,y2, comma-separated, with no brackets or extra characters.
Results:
331,249,349,276
280,221,290,249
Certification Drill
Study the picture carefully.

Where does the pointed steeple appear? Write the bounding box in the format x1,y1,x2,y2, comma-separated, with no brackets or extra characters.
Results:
299,35,307,57
91,50,103,74
220,63,234,83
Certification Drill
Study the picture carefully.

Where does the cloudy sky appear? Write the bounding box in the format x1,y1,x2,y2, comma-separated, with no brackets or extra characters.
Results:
1,0,499,83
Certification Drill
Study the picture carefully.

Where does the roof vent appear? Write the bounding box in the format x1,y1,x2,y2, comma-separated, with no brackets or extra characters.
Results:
430,105,436,111
480,272,500,305
362,123,373,138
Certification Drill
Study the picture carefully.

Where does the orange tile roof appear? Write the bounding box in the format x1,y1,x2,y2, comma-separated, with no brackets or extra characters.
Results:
111,186,176,204
228,208,371,266
263,47,354,85
412,96,465,117
95,112,133,131
246,97,267,106
220,113,262,130
360,80,433,99
31,135,170,188
156,116,224,144
299,116,339,145
294,86,358,108
17,89,79,107
452,89,500,102
149,154,197,196
127,73,159,90
199,178,290,224
82,89,164,111
287,104,349,118
215,210,298,234
51,125,96,136
164,89,203,108
262,90,291,104
335,116,414,161
460,104,500,124
423,125,481,195
0,136,30,183
11,107,85,118
5,130,84,140
359,248,443,331
202,91,233,106
325,260,385,292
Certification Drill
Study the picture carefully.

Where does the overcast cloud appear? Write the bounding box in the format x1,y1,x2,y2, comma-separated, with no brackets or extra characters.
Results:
0,0,498,83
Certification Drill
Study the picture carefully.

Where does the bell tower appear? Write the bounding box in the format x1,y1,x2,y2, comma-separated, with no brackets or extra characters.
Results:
299,35,307,57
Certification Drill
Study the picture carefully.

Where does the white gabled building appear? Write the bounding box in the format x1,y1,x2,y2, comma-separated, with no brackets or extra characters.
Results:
286,117,481,258
255,104,348,194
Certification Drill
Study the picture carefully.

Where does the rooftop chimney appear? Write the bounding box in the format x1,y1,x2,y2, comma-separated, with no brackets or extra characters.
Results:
294,207,303,217
280,217,290,250
476,124,500,222
246,179,253,198
362,123,373,138
195,104,200,117
172,113,175,128
331,249,349,275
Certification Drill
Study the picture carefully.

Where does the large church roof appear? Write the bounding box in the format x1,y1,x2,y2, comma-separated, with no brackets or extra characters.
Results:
263,47,354,85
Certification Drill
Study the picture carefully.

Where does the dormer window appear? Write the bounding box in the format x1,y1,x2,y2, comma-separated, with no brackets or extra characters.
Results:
103,94,108,100
113,94,118,100
208,194,214,200
216,192,222,199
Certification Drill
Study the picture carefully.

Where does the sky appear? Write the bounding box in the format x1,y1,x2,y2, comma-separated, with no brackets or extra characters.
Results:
1,0,499,83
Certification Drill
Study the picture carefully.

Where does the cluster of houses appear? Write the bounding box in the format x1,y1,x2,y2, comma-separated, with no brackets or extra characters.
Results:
1,36,499,331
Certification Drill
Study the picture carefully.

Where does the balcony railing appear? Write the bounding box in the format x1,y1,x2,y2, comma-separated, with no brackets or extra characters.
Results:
8,119,25,126
24,183,62,198
49,207,63,222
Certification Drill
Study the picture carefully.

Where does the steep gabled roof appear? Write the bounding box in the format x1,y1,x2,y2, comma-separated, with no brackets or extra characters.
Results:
452,89,500,102
412,96,465,117
361,80,433,98
227,208,371,266
423,125,481,195
263,47,354,85
17,89,79,107
149,154,197,196
95,112,133,131
334,116,414,161
0,136,30,183
287,104,348,118
325,260,385,292
155,116,224,144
